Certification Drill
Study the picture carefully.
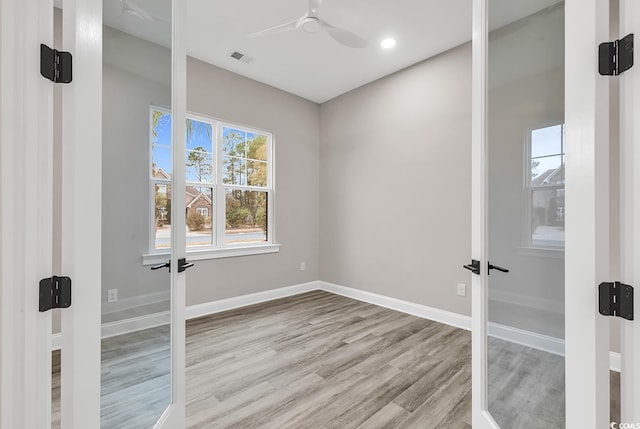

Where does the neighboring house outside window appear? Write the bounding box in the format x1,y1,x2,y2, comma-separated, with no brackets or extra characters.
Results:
149,106,274,253
526,123,565,248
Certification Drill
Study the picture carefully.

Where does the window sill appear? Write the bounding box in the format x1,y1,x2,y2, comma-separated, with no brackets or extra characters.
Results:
516,246,564,259
142,243,280,265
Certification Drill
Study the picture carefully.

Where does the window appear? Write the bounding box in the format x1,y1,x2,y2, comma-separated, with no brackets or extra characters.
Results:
526,124,565,248
150,106,273,253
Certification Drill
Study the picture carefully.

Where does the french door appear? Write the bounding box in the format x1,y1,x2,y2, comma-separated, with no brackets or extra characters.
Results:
1,0,186,427
471,0,639,427
619,0,640,422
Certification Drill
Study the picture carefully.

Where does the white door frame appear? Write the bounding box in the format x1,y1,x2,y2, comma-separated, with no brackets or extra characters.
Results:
470,0,492,426
564,0,611,426
0,0,54,428
619,0,640,420
155,0,187,426
471,0,612,427
1,0,187,426
59,0,103,426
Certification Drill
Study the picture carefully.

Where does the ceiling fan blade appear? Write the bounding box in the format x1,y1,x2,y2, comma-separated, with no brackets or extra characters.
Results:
248,19,299,38
324,23,368,48
122,0,155,22
308,0,323,14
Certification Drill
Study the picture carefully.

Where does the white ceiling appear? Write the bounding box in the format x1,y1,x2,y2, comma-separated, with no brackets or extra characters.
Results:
98,0,561,104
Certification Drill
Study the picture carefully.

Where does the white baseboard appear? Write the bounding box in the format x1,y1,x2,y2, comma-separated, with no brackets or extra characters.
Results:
185,281,320,320
487,322,564,356
102,290,170,315
318,281,471,330
51,279,621,372
489,288,564,315
101,311,170,339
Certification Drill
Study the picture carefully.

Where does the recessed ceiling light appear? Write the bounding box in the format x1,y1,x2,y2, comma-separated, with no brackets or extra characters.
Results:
380,38,396,49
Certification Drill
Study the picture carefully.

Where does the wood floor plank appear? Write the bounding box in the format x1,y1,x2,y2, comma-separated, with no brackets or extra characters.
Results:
356,403,411,429
51,290,622,428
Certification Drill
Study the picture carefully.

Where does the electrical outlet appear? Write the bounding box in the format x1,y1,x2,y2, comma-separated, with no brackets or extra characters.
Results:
107,289,118,303
300,262,306,271
457,283,466,297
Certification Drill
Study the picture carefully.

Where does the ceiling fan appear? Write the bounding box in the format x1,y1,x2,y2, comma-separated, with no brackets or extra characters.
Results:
117,0,169,23
248,0,369,48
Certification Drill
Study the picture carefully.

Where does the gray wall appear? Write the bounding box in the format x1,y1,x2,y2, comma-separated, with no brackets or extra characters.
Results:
54,11,620,353
319,43,473,317
185,58,320,305
100,29,319,309
102,27,172,306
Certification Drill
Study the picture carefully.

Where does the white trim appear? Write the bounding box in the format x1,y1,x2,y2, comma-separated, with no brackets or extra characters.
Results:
102,290,170,315
101,312,170,339
143,243,280,265
487,323,564,356
318,281,471,330
149,111,276,256
565,0,612,426
488,288,564,315
185,281,320,320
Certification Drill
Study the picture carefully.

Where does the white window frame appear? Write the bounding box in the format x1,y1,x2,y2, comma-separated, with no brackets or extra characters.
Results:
522,122,565,252
145,106,278,263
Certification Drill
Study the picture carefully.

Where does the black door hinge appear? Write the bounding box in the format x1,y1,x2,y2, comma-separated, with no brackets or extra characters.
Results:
40,44,72,83
599,33,634,76
39,276,72,312
599,281,634,320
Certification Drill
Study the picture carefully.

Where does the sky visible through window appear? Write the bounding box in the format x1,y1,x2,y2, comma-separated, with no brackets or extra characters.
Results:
530,124,564,182
153,113,214,176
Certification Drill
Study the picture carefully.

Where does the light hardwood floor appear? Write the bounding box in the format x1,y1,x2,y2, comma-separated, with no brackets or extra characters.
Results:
52,290,620,428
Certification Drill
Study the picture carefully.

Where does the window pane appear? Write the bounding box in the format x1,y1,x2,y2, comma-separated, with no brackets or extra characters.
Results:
531,124,563,157
186,119,212,152
247,160,267,187
225,189,267,245
152,145,172,178
531,155,564,186
247,133,268,161
154,184,171,249
152,110,172,146
223,127,246,156
223,156,246,186
186,148,213,183
531,188,564,247
186,186,213,248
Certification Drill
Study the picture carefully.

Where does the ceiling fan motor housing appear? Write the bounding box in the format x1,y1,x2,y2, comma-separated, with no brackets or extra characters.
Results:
301,17,323,33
